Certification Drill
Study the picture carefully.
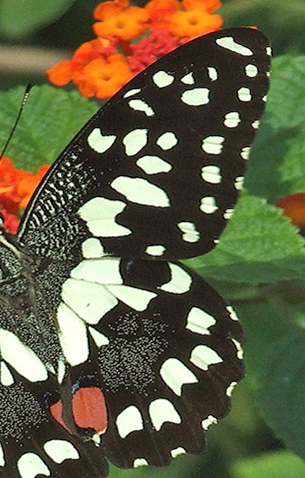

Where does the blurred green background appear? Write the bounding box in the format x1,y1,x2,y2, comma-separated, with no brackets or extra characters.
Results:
1,1,305,478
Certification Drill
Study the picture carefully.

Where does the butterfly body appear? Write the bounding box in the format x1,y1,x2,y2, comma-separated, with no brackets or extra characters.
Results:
0,28,270,478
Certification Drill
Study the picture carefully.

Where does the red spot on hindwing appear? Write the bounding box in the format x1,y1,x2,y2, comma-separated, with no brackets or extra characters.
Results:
50,387,108,435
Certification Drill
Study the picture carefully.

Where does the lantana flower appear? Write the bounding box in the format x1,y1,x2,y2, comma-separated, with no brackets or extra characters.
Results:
47,0,223,99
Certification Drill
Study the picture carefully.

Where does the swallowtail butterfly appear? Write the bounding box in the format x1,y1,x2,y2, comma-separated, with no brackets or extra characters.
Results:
0,28,270,478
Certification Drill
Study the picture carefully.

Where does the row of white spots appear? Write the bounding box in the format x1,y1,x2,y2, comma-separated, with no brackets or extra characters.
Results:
133,447,186,468
16,440,79,478
177,222,200,243
116,398,181,439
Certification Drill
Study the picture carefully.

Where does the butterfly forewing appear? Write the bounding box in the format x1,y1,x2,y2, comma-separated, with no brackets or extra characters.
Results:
17,28,270,261
0,28,270,478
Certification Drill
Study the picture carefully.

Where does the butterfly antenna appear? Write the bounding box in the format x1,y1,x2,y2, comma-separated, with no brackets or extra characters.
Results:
0,82,35,162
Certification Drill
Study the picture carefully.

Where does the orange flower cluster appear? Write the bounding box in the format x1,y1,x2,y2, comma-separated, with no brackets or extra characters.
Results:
47,0,222,99
0,157,50,234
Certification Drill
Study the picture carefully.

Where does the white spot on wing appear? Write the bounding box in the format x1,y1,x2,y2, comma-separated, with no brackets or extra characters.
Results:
266,46,272,56
116,405,144,438
226,381,238,396
134,458,149,467
245,64,258,77
136,155,172,174
0,442,4,466
128,99,154,116
87,128,116,153
171,447,186,458
226,305,239,321
156,132,178,150
177,221,200,243
224,208,234,220
149,398,181,431
145,244,166,256
202,415,218,430
123,88,141,98
57,303,89,366
44,439,79,464
200,196,218,214
190,345,222,371
234,176,244,190
208,67,218,81
224,111,241,128
159,263,192,294
201,165,221,184
111,176,170,207
153,70,175,87
123,129,148,156
82,237,104,258
240,146,250,160
202,136,224,154
160,357,198,396
18,453,50,478
238,87,252,102
0,329,48,382
62,277,118,324
181,88,210,106
232,338,244,359
252,120,260,129
71,257,123,284
0,361,14,386
88,327,109,347
106,285,156,311
186,307,216,335
216,36,253,56
181,72,195,84
78,197,131,237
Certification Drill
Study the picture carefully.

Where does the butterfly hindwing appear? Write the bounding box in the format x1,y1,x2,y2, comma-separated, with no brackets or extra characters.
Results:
0,27,270,477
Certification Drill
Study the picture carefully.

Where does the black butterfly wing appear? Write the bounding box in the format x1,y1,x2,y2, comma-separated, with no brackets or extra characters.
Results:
91,259,244,468
17,27,270,260
0,27,270,477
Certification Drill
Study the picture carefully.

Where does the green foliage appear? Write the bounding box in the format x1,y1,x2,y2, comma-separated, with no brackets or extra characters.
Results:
0,0,76,38
231,451,305,478
0,85,99,171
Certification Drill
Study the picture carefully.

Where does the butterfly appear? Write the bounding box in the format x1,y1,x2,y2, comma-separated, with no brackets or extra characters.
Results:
0,27,270,478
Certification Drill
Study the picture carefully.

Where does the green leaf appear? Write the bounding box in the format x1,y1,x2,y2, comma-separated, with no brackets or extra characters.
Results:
246,55,305,201
231,451,305,478
186,194,305,285
258,327,305,459
0,85,99,172
0,0,76,38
